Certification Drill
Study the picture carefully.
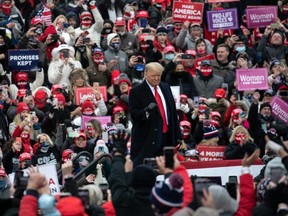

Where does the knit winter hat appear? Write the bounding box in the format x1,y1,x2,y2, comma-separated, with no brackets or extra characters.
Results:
93,140,109,155
81,100,94,112
269,58,281,71
264,156,287,179
118,73,132,86
16,102,30,114
203,124,219,140
57,196,88,216
256,178,272,201
132,165,156,189
105,122,118,135
260,102,272,112
151,173,184,213
208,185,238,213
156,27,168,35
214,88,226,99
107,33,119,46
16,72,28,82
111,69,121,85
19,152,31,162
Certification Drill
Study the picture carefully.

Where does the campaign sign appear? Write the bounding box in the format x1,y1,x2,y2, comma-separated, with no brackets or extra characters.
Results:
8,49,40,71
206,8,238,32
170,86,180,109
81,115,111,130
9,163,60,195
172,2,204,23
207,0,239,2
196,145,226,161
236,68,268,91
270,96,288,124
75,86,107,105
246,6,277,28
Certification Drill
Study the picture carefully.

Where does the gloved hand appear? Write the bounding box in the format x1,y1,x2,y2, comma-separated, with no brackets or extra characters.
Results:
144,103,157,114
120,94,129,103
112,131,130,155
180,103,190,113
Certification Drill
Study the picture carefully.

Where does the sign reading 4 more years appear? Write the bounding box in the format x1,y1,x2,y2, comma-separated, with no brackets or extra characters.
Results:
8,49,40,71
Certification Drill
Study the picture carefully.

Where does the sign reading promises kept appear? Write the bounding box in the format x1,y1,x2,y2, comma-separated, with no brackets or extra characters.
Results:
236,68,268,91
8,49,40,71
246,6,277,28
206,8,238,32
270,96,288,124
172,2,204,23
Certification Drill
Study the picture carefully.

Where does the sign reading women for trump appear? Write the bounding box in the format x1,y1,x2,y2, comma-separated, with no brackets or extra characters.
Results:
236,68,268,91
246,6,277,28
172,2,204,23
270,96,288,124
8,49,40,71
206,8,238,32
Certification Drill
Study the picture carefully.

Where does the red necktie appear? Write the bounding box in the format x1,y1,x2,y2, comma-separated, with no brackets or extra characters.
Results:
154,87,168,133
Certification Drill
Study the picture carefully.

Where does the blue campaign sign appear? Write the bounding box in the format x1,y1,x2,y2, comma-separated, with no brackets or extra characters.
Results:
8,49,40,71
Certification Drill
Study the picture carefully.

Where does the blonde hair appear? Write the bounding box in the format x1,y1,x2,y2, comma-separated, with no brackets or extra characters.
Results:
144,62,164,74
37,133,54,147
52,15,68,27
229,125,253,143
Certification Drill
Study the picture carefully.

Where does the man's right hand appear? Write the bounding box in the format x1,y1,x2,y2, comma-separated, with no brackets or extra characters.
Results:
145,103,157,114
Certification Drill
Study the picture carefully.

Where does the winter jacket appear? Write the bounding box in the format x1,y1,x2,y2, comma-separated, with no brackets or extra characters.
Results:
74,6,103,47
234,173,256,216
193,75,224,99
176,28,213,53
19,191,38,216
86,62,111,87
225,141,257,160
109,155,155,216
104,48,129,73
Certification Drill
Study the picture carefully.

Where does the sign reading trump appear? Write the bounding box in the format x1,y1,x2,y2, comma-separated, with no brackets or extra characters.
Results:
8,49,40,71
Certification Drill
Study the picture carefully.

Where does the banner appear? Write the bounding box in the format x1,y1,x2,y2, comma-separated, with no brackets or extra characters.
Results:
270,96,288,124
194,54,215,70
9,163,60,195
8,49,40,71
75,86,107,105
196,145,226,161
236,68,268,91
170,86,180,109
246,6,277,28
207,0,239,2
172,2,204,23
206,8,238,32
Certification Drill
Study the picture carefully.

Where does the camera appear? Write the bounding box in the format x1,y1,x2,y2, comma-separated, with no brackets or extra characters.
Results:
164,146,174,169
82,37,90,44
181,54,193,59
35,27,43,35
143,158,158,169
51,34,59,41
14,170,28,188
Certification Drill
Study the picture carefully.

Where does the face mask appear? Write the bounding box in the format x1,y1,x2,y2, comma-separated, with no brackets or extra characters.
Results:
165,53,175,61
235,134,246,144
111,42,120,50
138,18,148,28
2,4,11,15
200,66,212,77
134,63,145,72
261,113,272,121
174,26,182,34
117,31,126,36
198,49,206,55
175,72,185,78
0,179,7,191
232,115,240,123
87,127,95,137
83,110,94,116
283,5,288,14
21,133,30,140
236,46,246,52
81,19,92,28
210,119,220,128
154,3,161,10
40,141,50,152
181,127,190,139
78,45,86,53
102,27,112,35
140,43,148,52
17,81,28,89
198,104,207,113
29,37,38,46
93,55,104,64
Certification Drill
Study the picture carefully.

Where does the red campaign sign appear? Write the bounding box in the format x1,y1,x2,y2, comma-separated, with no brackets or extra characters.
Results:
207,0,239,2
196,145,226,161
194,54,215,69
75,86,107,105
172,2,204,23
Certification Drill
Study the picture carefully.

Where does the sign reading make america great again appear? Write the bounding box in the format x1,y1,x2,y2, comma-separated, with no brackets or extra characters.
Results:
172,2,204,23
